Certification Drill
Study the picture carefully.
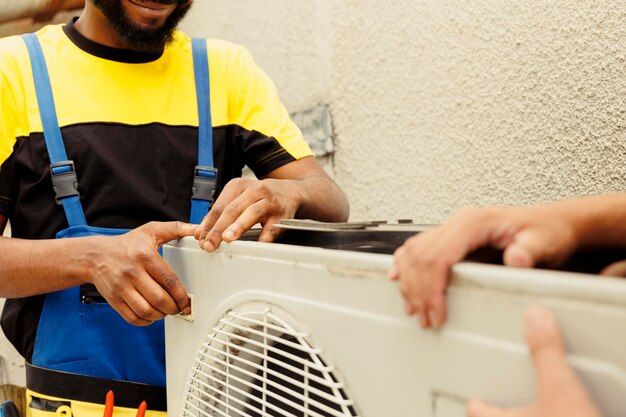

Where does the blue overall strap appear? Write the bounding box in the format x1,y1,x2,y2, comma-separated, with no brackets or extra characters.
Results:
22,33,87,227
190,38,217,225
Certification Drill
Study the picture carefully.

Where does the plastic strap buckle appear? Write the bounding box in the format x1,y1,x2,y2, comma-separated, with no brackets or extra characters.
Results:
50,160,79,205
192,165,218,203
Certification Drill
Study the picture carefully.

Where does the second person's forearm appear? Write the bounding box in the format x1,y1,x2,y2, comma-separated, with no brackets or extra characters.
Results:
552,193,626,251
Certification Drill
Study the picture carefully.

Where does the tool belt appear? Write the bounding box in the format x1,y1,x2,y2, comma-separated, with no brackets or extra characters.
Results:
26,364,167,412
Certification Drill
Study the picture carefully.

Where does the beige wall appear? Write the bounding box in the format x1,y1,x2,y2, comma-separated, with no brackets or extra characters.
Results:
182,0,626,223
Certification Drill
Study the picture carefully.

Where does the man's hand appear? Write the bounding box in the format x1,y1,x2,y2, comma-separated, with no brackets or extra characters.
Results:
87,221,196,326
389,204,578,328
194,156,349,252
467,307,603,417
195,177,302,252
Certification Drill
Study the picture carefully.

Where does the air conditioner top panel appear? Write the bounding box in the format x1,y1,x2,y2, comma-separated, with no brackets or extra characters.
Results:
167,236,626,304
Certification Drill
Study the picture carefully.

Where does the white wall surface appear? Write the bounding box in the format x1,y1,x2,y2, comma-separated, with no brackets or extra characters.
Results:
181,0,626,223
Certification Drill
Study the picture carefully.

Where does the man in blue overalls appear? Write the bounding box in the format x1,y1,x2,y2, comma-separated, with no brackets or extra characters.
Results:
0,1,350,415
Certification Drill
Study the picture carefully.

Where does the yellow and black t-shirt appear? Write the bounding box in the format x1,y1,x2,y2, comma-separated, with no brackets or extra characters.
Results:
0,20,312,361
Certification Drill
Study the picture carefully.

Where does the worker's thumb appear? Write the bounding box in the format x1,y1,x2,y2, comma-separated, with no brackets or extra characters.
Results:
523,307,570,395
502,242,535,268
466,400,522,417
502,229,552,268
142,221,198,245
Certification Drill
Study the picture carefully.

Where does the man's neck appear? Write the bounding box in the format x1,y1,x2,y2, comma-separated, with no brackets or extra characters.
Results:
74,4,130,50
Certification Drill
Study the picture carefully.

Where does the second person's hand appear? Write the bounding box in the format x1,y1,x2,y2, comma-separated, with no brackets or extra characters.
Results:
389,204,579,329
467,307,603,417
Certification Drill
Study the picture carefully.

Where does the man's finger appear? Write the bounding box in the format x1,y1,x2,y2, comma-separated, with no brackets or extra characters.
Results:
503,230,557,269
600,260,626,277
467,400,525,417
195,205,222,241
388,262,399,281
398,277,415,315
194,180,247,241
133,271,181,316
203,190,264,251
416,218,499,328
258,217,284,243
422,241,456,329
503,242,536,268
521,307,602,417
143,253,191,315
142,221,197,246
412,267,430,328
398,235,438,328
124,288,167,322
397,253,429,327
222,200,270,243
107,296,153,327
195,178,257,242
523,307,571,394
427,291,447,330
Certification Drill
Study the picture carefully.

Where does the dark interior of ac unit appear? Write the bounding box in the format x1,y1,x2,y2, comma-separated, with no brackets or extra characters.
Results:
241,220,626,275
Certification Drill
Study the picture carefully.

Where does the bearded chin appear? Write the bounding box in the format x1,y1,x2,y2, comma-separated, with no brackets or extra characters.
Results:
91,0,192,52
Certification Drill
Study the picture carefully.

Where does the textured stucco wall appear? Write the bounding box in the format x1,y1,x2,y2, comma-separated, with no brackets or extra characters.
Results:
182,0,626,223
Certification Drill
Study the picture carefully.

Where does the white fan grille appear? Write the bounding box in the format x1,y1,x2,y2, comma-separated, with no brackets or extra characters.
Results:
182,307,359,417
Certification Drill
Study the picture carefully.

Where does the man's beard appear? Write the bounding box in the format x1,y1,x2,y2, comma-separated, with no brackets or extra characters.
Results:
91,0,192,52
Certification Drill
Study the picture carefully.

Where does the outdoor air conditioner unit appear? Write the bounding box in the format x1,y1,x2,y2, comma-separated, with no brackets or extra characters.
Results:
164,222,626,417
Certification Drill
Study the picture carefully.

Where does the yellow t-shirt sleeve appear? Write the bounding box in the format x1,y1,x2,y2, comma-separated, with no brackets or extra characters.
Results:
0,70,19,165
226,45,313,160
